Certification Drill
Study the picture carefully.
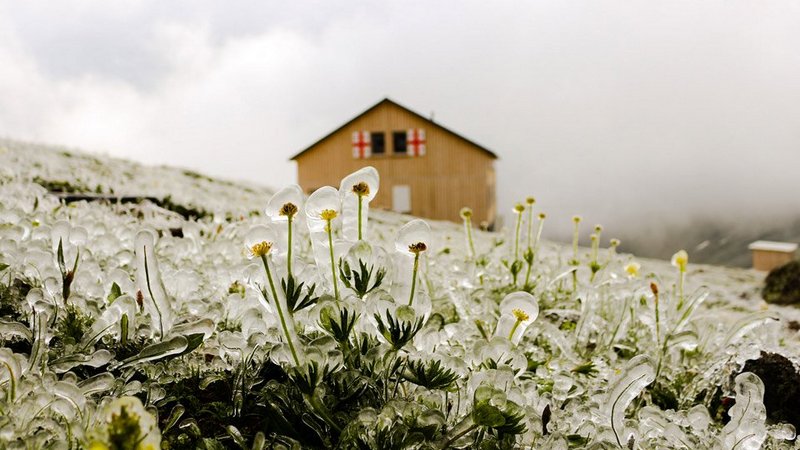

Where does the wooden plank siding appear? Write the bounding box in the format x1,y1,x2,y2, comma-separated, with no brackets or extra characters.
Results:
294,100,497,226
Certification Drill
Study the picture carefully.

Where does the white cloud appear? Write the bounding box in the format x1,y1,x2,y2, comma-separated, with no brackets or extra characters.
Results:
1,0,799,251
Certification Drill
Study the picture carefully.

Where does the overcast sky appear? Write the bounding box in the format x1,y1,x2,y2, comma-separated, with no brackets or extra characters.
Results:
2,0,799,247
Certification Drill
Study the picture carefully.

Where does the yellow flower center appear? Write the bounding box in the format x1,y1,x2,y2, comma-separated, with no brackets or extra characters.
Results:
512,308,530,322
460,207,473,219
320,209,338,221
513,203,525,213
250,241,273,257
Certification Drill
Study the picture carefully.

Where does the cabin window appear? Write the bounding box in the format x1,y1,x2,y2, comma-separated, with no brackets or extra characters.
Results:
371,132,385,155
393,131,407,154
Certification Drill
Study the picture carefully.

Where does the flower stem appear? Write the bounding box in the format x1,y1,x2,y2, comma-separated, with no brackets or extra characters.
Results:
357,195,363,240
514,213,522,261
526,206,533,249
677,272,685,311
261,254,300,366
287,216,293,278
408,252,420,306
326,220,340,302
464,217,476,259
143,248,164,340
508,318,523,341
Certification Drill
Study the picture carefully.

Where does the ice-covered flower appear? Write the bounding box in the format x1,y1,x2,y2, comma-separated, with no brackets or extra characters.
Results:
306,186,341,232
265,185,304,222
87,396,161,450
624,261,640,278
339,167,379,241
395,219,431,256
244,225,279,259
495,291,538,345
671,249,688,273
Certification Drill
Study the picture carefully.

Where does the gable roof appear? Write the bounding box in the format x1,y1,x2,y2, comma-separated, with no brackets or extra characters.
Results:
290,98,498,160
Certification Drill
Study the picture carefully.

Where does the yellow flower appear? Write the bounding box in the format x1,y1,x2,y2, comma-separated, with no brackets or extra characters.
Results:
624,262,640,278
513,203,525,214
320,209,338,221
538,212,546,220
512,308,530,322
572,215,582,223
525,196,535,205
459,207,473,219
250,241,273,257
671,250,688,272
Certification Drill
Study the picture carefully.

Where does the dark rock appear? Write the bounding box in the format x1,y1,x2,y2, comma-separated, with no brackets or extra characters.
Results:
762,260,800,305
741,351,800,429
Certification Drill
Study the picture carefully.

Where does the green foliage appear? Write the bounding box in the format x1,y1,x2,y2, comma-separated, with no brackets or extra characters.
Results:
107,282,123,303
402,359,460,391
339,258,386,298
56,305,95,346
281,274,319,313
374,307,425,350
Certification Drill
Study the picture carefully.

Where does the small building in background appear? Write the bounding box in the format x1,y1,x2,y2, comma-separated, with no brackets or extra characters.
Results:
291,98,498,227
748,240,798,271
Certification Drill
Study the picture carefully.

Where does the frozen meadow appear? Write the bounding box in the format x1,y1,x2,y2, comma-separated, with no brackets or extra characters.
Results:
0,138,799,449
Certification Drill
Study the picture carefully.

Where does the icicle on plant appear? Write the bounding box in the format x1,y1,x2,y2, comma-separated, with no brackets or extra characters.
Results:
524,196,535,248
507,203,525,285
460,207,476,259
671,249,688,309
265,184,304,278
339,166,379,241
607,238,620,263
570,215,582,290
246,225,302,367
395,219,431,307
589,224,602,281
720,372,767,450
604,354,656,448
134,229,173,340
306,186,343,302
524,212,546,288
494,291,538,345
268,185,317,312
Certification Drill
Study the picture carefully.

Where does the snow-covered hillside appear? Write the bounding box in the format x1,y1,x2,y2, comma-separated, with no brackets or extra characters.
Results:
0,138,798,449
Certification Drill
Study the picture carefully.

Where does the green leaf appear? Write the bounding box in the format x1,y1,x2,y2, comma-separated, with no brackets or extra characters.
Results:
472,403,506,428
107,282,123,303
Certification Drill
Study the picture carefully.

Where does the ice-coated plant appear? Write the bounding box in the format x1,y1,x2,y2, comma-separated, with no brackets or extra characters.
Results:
1,140,797,449
265,184,304,278
459,207,476,259
339,166,379,241
306,185,342,300
395,218,431,307
672,249,689,308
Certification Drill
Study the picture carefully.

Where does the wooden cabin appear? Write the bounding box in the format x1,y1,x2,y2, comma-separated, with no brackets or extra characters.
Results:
748,240,798,272
291,98,498,227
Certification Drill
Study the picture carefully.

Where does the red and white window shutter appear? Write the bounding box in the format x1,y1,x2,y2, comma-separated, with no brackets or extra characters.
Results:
406,128,426,156
352,131,371,159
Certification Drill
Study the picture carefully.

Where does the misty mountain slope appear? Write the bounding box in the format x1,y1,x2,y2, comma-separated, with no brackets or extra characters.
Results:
623,217,800,268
